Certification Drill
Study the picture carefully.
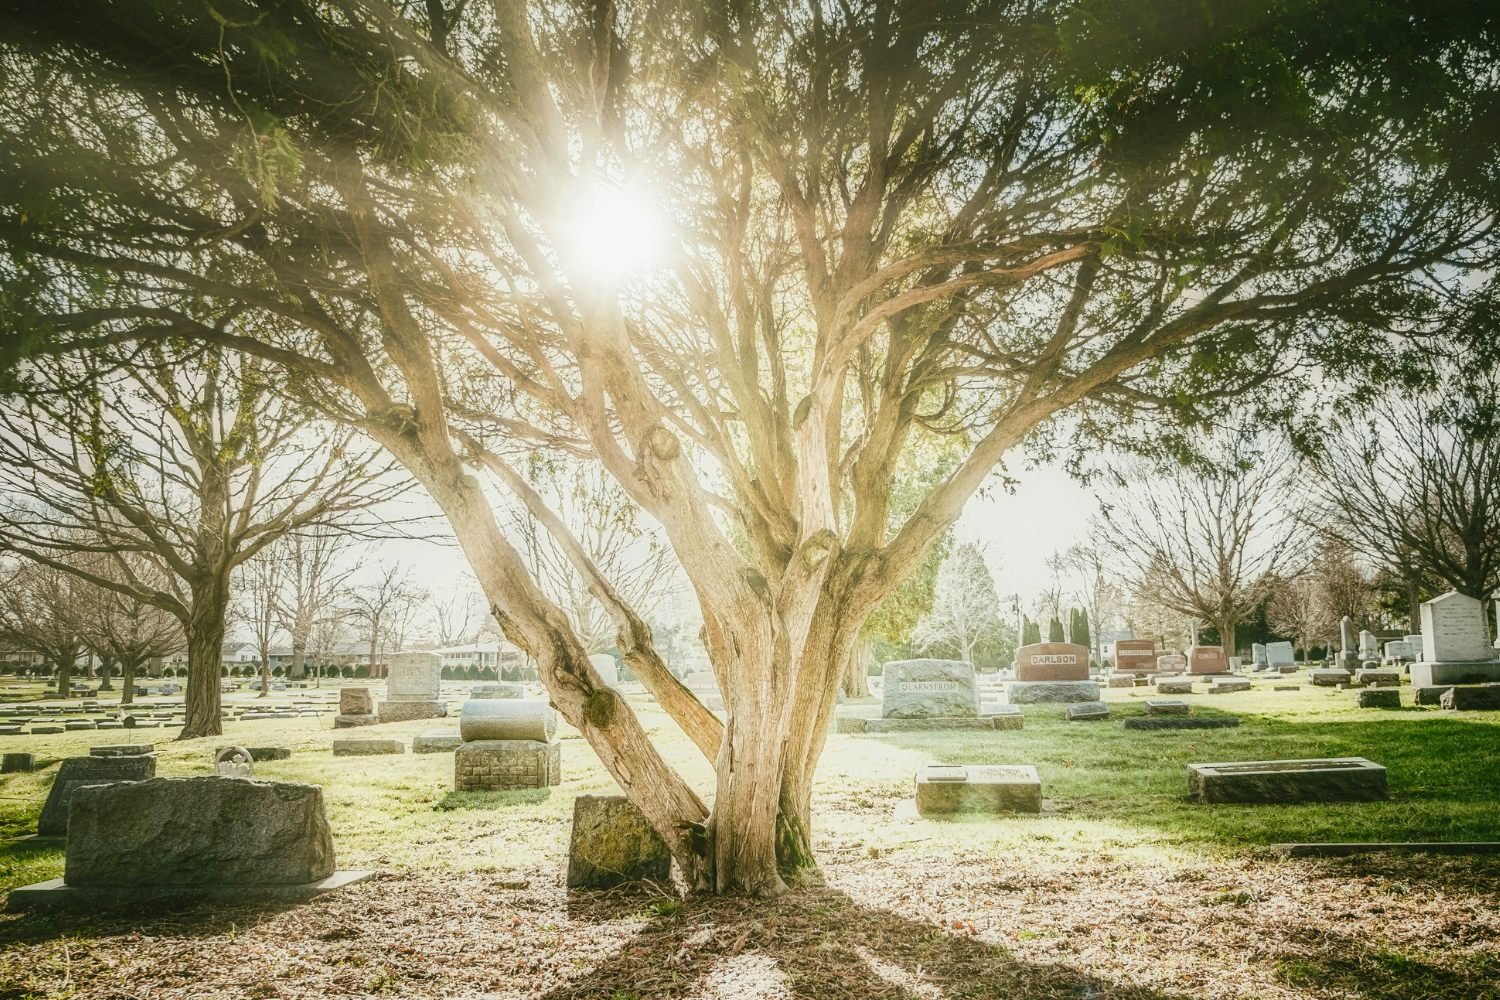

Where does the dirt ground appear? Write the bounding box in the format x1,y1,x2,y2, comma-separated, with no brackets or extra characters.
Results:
2,849,1497,1000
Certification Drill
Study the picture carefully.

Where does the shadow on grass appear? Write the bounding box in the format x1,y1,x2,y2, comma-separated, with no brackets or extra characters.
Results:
1270,929,1500,1000
547,884,1184,1000
433,788,552,811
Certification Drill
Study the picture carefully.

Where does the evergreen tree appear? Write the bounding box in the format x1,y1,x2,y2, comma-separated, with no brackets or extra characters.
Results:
1048,617,1065,642
1075,610,1092,653
1022,617,1042,646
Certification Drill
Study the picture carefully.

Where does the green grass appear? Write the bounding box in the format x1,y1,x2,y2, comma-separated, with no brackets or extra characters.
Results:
2,673,1499,897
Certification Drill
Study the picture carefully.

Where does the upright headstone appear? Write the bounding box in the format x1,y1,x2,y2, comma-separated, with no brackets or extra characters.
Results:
1014,643,1089,682
1339,616,1360,671
1185,645,1228,675
1155,653,1188,674
1358,630,1380,661
335,687,378,728
881,660,979,718
588,654,620,687
1112,639,1157,674
1411,591,1500,687
38,754,157,837
1251,643,1268,669
379,652,446,723
1265,641,1297,671
1383,640,1414,662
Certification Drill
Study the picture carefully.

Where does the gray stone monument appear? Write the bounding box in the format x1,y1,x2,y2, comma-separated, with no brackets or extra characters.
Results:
1410,591,1500,687
1338,616,1360,671
566,795,671,888
1265,641,1296,671
1251,643,1268,669
379,652,446,723
38,754,157,837
881,659,980,718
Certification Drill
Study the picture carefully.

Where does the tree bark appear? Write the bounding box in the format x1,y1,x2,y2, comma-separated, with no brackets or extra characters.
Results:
121,657,137,705
290,638,306,680
55,651,74,699
841,638,871,698
259,656,271,697
179,573,230,739
98,655,115,690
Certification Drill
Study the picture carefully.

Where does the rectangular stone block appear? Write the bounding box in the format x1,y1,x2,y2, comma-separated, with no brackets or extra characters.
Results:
1358,688,1402,709
1310,669,1352,687
454,739,561,791
1187,757,1387,804
1410,661,1500,688
1146,699,1189,716
2,752,35,773
1065,701,1109,721
1155,677,1193,694
1439,685,1500,711
1124,717,1240,730
880,660,979,718
338,688,373,715
331,738,405,756
1006,680,1100,704
1354,669,1402,688
862,711,1022,733
1113,639,1158,674
1414,685,1452,706
834,717,867,734
413,731,463,753
377,699,446,724
1015,643,1090,682
1107,675,1136,688
914,764,1041,815
1208,679,1251,694
567,794,670,888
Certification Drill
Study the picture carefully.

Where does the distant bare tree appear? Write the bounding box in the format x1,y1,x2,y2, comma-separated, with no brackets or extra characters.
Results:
1265,575,1331,662
0,350,403,737
1123,581,1195,652
430,578,483,646
0,559,87,696
347,562,428,675
1057,532,1126,662
72,553,182,705
1103,434,1307,655
913,543,1006,664
236,544,289,697
1313,377,1500,629
280,530,355,681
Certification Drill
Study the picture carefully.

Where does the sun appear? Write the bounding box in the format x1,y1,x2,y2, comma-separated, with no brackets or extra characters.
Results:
557,179,669,285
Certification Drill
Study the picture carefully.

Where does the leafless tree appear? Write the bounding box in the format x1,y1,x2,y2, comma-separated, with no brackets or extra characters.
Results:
1103,435,1308,655
912,543,1005,663
1265,575,1331,662
280,530,355,680
236,543,288,697
1056,533,1126,663
347,562,428,675
1313,377,1500,628
0,350,406,737
0,558,88,696
429,578,483,646
72,552,183,705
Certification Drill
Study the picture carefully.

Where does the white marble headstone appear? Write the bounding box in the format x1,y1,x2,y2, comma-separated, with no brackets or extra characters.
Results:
387,651,443,701
1420,592,1494,662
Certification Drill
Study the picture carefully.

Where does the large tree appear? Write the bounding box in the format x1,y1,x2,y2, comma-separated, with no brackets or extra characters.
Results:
1313,374,1500,625
912,542,1007,663
1102,435,1307,655
0,351,401,737
4,1,1499,893
0,558,87,696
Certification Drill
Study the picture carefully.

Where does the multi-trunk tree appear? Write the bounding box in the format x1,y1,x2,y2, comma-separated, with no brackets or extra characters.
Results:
4,0,1499,893
0,558,87,696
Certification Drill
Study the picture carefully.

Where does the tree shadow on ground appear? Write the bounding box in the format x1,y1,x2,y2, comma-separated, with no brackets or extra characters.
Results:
546,884,1184,1000
433,787,552,811
1268,922,1500,1000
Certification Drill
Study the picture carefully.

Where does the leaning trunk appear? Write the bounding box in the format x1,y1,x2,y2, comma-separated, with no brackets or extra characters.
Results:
841,637,871,699
55,651,75,698
179,574,230,740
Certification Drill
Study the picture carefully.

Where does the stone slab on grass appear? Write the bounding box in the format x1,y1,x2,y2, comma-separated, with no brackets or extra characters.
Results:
1310,670,1353,687
914,764,1042,816
1358,688,1402,709
862,711,1022,733
377,699,447,724
2,752,35,773
333,714,380,729
455,739,561,790
835,717,867,734
331,738,405,756
1155,678,1193,695
1354,669,1402,688
65,777,335,887
1006,681,1100,705
39,754,157,837
89,744,155,757
1410,661,1500,688
1107,675,1136,689
1439,685,1500,711
1146,699,1190,716
1065,701,1110,721
1208,678,1252,694
1414,686,1452,706
1188,757,1387,804
566,794,671,889
413,732,463,754
216,746,292,762
1124,717,1240,731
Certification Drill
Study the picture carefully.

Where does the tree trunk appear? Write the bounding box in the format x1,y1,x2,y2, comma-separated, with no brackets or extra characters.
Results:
1218,619,1237,659
121,657,137,705
710,666,793,895
841,637,871,699
98,655,115,690
290,637,306,679
55,651,75,699
1407,578,1421,634
259,655,270,697
179,574,230,740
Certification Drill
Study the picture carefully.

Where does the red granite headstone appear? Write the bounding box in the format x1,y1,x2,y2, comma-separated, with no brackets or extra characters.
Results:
1186,645,1228,675
1015,642,1090,682
1113,639,1158,674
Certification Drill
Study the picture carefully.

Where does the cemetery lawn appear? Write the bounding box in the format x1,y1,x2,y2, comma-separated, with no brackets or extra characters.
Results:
1,678,1498,999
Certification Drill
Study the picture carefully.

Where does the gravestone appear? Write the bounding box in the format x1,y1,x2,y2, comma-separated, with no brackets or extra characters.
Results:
1185,645,1228,675
588,654,620,688
1107,674,1135,688
1339,616,1361,671
1208,677,1251,694
335,687,378,729
1354,668,1401,688
881,660,979,718
2,752,35,773
1112,639,1158,674
1384,640,1414,663
1252,643,1268,669
1410,592,1500,688
471,683,525,700
1014,643,1089,681
913,764,1041,816
214,746,254,778
1359,630,1380,661
1266,641,1297,671
1065,701,1110,721
216,746,291,762
379,652,446,723
1311,668,1352,686
1358,688,1401,709
413,731,463,753
1147,699,1190,716
1124,717,1240,730
1439,685,1500,711
566,795,671,888
38,754,157,837
460,699,556,742
331,738,405,756
1187,757,1387,803
1155,654,1188,674
1405,634,1424,655
455,740,561,790
66,777,334,886
1156,676,1193,694
89,744,154,757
